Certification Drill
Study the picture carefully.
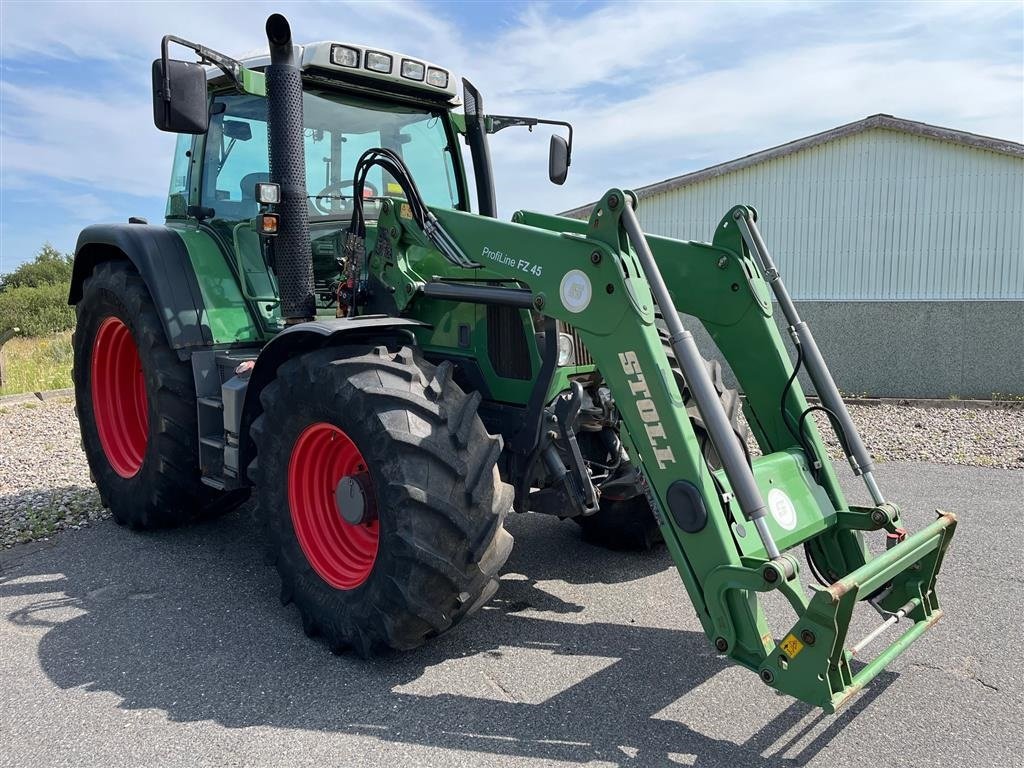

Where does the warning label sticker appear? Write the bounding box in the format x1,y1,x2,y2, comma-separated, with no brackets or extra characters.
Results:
780,633,805,658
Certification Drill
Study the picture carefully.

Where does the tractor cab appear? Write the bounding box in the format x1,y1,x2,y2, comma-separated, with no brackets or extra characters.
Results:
159,38,570,338
163,42,468,333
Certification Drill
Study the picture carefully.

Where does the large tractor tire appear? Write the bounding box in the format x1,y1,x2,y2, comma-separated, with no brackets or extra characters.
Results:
73,261,240,528
577,338,746,551
250,345,513,655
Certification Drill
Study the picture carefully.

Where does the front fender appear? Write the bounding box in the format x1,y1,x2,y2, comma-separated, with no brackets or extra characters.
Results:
70,224,210,351
237,316,429,477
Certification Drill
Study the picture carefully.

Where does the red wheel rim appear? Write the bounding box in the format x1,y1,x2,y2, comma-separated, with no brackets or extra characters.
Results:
288,422,379,589
90,317,149,478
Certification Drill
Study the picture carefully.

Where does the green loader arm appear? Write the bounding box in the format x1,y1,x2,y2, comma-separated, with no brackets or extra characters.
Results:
373,189,957,712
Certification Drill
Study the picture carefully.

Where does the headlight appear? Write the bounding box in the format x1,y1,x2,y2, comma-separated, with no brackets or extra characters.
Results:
557,333,575,366
254,182,280,205
401,59,425,81
425,67,449,88
365,51,393,73
330,45,360,68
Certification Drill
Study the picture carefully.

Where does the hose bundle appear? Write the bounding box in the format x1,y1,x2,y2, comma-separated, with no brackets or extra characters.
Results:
346,148,477,269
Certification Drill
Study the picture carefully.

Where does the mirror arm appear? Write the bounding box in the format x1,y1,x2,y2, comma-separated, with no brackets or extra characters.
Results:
159,34,245,102
486,115,573,165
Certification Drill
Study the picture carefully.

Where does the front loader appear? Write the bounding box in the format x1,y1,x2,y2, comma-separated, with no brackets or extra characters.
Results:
69,13,956,713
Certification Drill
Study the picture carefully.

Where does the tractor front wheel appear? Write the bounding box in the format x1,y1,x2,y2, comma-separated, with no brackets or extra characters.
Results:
250,345,513,655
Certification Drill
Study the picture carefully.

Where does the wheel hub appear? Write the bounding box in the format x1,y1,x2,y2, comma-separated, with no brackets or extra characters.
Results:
335,473,376,525
288,422,379,590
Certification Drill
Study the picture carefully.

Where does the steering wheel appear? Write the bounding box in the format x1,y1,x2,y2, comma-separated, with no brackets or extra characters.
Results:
312,180,378,215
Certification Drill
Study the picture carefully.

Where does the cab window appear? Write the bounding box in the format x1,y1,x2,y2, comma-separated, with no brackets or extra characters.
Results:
199,90,464,222
166,133,194,218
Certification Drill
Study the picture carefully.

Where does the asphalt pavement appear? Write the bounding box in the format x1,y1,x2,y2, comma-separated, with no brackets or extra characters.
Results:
1,461,1021,768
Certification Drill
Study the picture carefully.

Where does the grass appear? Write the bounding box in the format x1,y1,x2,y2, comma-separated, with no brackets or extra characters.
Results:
991,392,1024,402
0,331,73,396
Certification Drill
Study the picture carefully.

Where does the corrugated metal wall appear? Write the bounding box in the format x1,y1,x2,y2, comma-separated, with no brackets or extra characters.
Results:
637,130,1024,300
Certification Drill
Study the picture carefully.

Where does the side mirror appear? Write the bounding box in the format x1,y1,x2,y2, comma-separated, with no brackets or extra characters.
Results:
223,120,252,141
548,134,570,185
152,58,209,134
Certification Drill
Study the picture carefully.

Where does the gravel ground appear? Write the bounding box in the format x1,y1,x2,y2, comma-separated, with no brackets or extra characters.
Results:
0,398,107,548
745,402,1024,469
1,397,1022,548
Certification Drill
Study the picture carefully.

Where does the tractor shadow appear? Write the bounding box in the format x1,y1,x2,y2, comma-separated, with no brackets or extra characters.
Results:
0,502,895,766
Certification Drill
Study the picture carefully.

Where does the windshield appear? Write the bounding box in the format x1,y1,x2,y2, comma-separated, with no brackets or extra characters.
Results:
200,89,463,221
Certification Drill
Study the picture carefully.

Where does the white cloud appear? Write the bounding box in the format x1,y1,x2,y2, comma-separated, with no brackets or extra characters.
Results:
0,1,460,65
474,2,1024,215
1,80,176,197
1,0,1021,257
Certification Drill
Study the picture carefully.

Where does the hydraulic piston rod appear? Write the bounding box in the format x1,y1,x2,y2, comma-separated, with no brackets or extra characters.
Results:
734,210,885,506
620,198,782,559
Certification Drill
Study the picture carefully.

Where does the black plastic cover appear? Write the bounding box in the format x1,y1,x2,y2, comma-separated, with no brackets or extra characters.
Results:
666,479,709,533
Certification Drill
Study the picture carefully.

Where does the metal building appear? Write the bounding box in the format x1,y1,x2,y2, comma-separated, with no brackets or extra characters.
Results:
563,115,1024,399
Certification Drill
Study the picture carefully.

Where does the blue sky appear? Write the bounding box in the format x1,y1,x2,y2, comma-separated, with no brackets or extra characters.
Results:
1,0,1022,273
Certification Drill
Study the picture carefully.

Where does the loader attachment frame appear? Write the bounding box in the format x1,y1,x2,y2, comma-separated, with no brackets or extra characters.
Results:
371,187,958,711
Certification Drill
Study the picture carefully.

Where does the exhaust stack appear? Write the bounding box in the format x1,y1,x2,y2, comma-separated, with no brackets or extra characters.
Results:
264,13,314,323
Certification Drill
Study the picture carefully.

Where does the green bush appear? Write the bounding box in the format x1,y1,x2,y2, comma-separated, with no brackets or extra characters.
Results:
0,244,74,291
0,283,76,337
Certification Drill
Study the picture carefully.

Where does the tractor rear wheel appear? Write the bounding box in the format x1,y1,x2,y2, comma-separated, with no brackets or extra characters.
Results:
73,261,241,528
250,345,513,655
577,339,746,551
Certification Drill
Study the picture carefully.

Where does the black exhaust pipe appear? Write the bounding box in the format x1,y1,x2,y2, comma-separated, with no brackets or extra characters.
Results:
265,13,314,323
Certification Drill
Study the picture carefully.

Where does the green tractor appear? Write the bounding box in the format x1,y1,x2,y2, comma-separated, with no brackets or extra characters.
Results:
70,14,956,712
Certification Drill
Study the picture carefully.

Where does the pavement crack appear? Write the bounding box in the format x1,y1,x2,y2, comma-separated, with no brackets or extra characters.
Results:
481,671,517,703
907,661,1000,693
971,676,1000,692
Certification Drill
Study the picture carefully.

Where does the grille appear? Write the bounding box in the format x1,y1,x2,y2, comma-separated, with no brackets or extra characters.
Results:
487,305,532,380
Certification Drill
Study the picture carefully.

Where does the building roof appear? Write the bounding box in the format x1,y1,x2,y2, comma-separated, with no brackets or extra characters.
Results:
560,114,1024,218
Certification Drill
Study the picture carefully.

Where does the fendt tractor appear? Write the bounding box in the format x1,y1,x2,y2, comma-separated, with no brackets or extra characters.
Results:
70,14,957,712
